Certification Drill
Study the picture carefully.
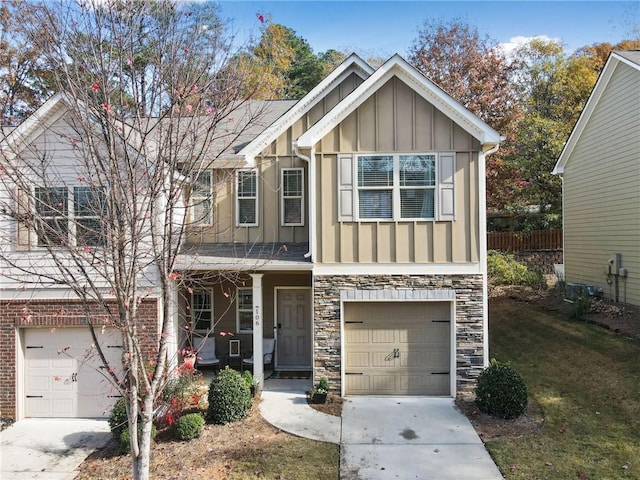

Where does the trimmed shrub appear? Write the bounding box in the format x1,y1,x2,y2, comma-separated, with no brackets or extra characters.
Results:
118,423,158,454
174,413,205,440
207,366,252,424
487,250,544,287
108,398,128,438
475,359,528,420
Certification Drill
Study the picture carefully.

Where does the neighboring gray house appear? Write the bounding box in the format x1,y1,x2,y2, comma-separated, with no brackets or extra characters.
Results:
553,50,640,306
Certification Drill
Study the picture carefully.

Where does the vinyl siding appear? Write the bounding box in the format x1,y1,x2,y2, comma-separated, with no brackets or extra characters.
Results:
563,61,640,306
185,73,364,245
314,77,482,264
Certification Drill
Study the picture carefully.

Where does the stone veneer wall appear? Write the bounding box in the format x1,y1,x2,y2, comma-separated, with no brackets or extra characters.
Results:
313,274,485,396
0,298,158,421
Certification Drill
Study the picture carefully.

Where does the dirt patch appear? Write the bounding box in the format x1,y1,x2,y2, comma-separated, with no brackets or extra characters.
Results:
456,396,545,442
76,396,337,480
307,393,344,417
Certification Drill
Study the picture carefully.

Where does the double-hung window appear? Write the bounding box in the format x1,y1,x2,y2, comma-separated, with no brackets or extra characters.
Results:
74,186,106,246
35,186,107,247
236,288,253,333
281,168,304,226
191,170,212,225
236,170,257,226
356,154,436,220
192,289,213,332
35,187,69,246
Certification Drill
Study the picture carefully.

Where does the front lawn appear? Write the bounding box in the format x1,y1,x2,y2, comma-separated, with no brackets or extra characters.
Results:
487,298,640,479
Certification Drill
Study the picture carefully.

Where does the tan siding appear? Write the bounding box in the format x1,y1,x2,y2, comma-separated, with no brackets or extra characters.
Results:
395,82,415,151
414,100,433,151
563,62,640,306
358,96,377,151
314,76,481,265
376,79,395,152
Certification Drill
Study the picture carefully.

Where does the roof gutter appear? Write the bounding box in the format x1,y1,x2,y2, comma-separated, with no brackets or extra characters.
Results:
293,142,314,259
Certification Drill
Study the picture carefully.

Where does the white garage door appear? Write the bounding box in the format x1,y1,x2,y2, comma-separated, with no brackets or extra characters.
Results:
24,327,123,418
344,302,451,396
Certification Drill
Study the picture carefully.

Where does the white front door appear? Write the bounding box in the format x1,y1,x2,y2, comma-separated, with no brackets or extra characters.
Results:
276,289,312,369
24,328,123,417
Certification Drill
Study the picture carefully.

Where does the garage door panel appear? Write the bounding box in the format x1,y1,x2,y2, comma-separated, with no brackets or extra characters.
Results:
344,301,451,396
24,328,123,418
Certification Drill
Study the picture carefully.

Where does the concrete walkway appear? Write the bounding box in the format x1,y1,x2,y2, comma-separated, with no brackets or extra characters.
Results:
260,380,503,479
0,418,111,480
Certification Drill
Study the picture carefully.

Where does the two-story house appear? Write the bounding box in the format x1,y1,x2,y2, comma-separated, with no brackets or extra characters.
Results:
0,53,500,421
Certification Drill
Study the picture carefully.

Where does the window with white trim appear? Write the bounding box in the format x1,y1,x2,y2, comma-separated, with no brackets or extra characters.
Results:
236,288,253,333
191,170,212,225
357,154,437,221
192,289,213,332
236,170,257,226
281,168,304,226
35,186,106,247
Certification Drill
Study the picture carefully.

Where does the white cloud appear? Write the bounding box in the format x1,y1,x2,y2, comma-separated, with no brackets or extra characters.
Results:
499,35,563,57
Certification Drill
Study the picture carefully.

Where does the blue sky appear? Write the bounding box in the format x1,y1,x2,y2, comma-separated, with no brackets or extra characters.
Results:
216,1,639,56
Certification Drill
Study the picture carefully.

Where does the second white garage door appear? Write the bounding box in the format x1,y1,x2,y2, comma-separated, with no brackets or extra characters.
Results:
24,327,123,418
344,302,451,396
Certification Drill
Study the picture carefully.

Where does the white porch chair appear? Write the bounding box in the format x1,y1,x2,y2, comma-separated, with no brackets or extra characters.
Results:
193,336,220,372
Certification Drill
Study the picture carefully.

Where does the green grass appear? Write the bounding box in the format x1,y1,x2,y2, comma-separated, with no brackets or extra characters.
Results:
487,299,640,479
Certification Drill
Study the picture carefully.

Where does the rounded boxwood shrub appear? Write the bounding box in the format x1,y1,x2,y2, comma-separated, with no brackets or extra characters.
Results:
174,413,205,440
475,359,528,420
109,398,128,437
207,366,252,424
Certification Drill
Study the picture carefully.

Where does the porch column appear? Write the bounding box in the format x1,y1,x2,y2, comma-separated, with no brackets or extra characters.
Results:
167,280,179,374
250,273,264,388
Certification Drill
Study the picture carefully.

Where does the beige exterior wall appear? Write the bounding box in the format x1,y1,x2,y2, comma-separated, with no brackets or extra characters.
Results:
563,61,640,306
184,73,364,246
314,77,482,264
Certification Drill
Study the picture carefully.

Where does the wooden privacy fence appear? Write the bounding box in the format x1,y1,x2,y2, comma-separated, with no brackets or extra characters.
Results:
488,229,563,252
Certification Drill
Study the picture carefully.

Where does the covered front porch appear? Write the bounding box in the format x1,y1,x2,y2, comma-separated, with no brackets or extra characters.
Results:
174,243,314,388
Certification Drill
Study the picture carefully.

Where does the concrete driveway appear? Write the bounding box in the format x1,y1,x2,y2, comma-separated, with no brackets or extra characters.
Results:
0,419,111,480
340,397,504,480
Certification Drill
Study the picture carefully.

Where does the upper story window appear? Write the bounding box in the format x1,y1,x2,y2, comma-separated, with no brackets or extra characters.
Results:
357,154,435,220
337,152,454,223
281,168,304,226
192,289,213,332
35,186,106,247
236,169,258,226
236,288,253,333
191,170,212,226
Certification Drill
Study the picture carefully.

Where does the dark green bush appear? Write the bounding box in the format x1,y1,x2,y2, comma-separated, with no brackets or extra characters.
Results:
108,398,128,437
174,413,205,440
207,366,252,424
118,423,158,454
475,359,528,420
487,250,544,287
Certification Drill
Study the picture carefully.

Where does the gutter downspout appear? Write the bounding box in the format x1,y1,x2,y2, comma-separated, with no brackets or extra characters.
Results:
293,143,314,260
480,141,501,368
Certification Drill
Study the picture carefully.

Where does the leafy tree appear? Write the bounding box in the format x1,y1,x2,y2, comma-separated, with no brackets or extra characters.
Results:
238,22,324,99
0,0,54,124
0,1,262,479
408,19,523,211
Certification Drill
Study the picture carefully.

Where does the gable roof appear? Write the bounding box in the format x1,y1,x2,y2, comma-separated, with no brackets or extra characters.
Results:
553,50,640,174
237,53,375,163
295,54,501,150
2,92,70,159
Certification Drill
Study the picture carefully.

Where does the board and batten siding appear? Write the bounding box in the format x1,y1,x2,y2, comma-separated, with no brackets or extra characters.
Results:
184,73,364,246
314,77,482,264
563,61,640,306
